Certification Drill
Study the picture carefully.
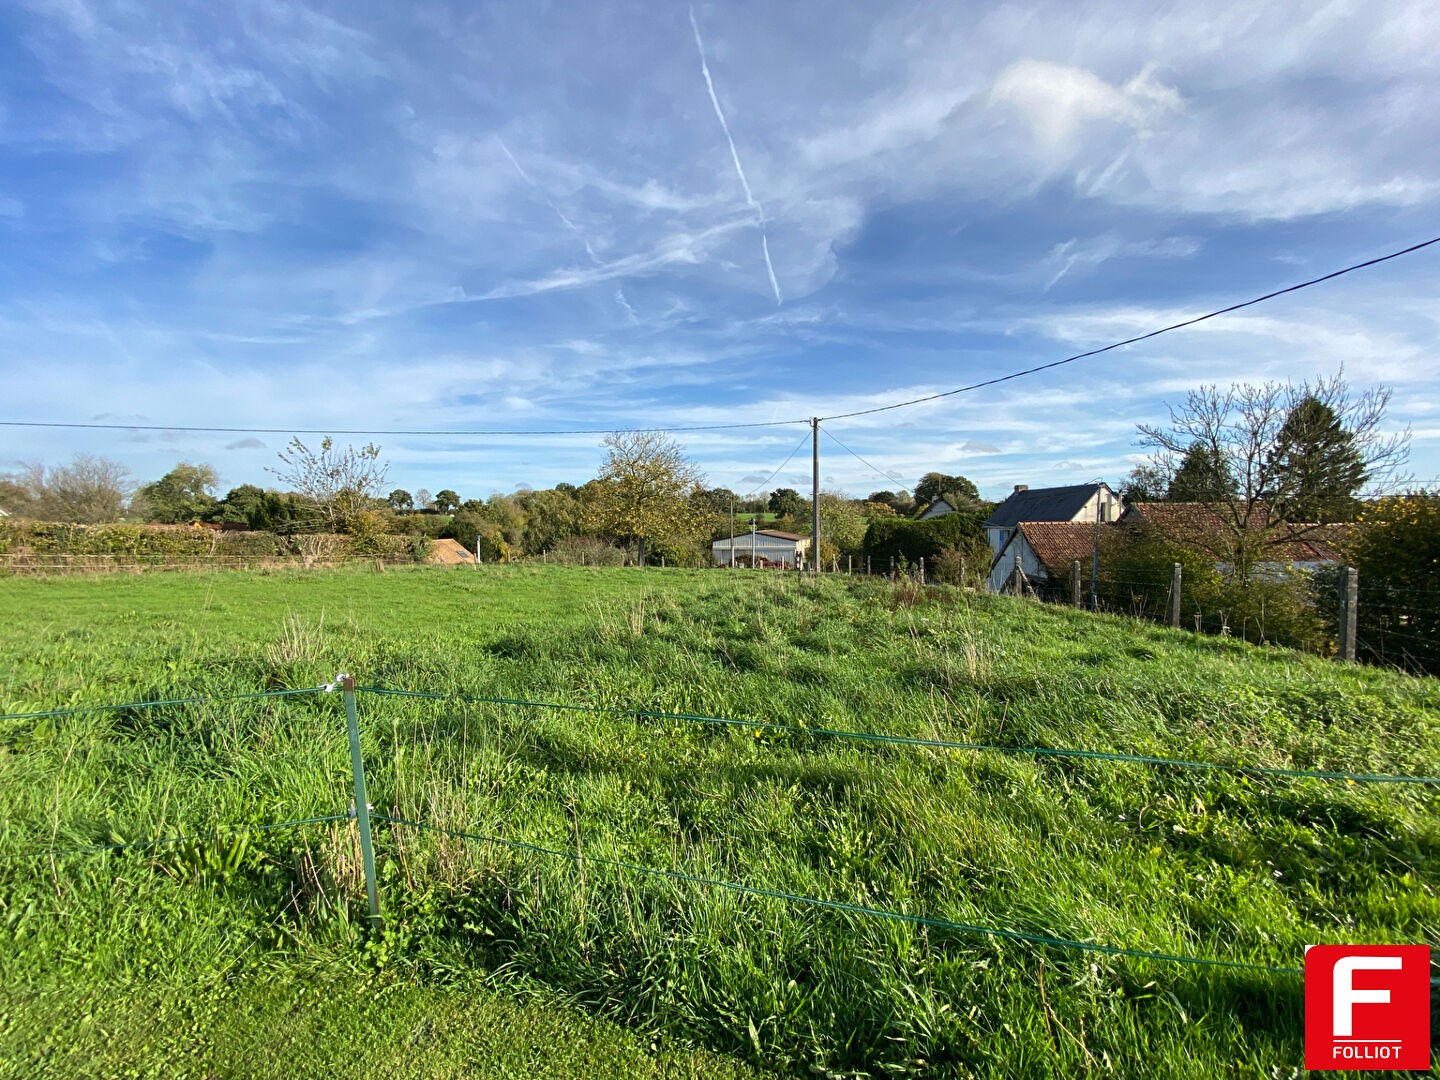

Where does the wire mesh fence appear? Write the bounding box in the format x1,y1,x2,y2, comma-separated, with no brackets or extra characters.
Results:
5,679,1437,983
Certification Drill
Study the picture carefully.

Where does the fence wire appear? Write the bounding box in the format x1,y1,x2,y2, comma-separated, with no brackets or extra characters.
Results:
357,684,1440,787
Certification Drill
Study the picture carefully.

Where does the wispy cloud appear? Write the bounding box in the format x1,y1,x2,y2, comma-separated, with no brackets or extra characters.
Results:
498,137,640,321
688,5,783,306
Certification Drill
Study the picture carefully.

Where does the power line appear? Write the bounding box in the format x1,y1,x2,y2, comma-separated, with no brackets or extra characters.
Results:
820,427,907,488
0,418,809,438
821,235,1440,422
741,430,812,498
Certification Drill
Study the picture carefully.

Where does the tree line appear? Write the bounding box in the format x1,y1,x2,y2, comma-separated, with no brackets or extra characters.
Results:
0,431,994,570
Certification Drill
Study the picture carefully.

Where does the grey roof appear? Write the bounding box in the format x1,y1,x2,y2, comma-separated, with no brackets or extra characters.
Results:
983,484,1109,528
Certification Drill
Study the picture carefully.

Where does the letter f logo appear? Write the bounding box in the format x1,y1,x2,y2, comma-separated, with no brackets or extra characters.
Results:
1332,956,1401,1036
1306,944,1430,1070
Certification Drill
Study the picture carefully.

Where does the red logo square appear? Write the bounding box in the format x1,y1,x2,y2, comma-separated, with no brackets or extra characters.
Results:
1305,944,1431,1071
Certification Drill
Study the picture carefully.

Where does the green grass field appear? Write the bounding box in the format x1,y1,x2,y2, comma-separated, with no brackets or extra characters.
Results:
1,566,1436,1078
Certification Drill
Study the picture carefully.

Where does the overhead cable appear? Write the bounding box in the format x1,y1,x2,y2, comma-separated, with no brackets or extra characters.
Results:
822,236,1440,421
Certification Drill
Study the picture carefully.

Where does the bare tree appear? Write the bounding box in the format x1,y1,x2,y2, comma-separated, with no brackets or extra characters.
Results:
267,437,388,532
7,454,133,523
1136,373,1408,579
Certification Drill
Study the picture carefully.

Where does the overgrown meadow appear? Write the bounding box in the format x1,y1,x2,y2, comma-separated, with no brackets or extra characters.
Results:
1,566,1436,1078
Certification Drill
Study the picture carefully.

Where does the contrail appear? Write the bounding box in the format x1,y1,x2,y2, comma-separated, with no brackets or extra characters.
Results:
614,288,641,324
499,137,638,319
688,5,783,306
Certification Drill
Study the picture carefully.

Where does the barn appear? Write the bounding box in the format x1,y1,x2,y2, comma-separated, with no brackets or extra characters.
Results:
711,529,811,568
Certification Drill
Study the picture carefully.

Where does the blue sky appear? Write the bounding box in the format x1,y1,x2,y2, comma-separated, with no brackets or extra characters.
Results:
2,0,1438,503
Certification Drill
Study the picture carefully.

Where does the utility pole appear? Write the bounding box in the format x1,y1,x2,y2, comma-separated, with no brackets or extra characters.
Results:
811,417,821,574
1090,483,1103,612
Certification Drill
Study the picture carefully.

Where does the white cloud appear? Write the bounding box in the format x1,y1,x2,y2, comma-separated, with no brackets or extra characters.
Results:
989,60,1181,157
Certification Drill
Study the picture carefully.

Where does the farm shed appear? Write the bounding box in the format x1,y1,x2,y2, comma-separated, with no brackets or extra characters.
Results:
983,483,1121,566
427,538,475,565
711,529,811,568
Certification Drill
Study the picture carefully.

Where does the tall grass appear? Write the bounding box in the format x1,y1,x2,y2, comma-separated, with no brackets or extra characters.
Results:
1,566,1436,1077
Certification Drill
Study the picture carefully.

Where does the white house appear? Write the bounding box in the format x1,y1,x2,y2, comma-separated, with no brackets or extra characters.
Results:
711,529,811,568
987,522,1111,594
916,497,957,520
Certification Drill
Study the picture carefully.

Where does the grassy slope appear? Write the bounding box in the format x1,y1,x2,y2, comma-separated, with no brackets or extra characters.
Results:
0,565,1436,1078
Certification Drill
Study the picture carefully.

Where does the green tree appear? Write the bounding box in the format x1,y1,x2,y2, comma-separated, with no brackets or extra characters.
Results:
515,487,581,554
584,431,706,564
135,463,220,523
1167,442,1237,502
1268,396,1367,522
433,489,461,513
1344,493,1440,673
768,488,806,519
387,489,414,512
1120,462,1167,503
914,472,980,510
813,493,868,556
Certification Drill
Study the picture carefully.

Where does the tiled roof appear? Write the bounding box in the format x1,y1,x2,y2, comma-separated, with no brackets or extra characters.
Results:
427,538,474,564
1122,502,1346,563
1015,522,1116,577
984,484,1109,528
755,529,805,542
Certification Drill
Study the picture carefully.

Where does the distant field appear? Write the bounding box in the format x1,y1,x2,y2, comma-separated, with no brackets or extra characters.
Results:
1,566,1436,1078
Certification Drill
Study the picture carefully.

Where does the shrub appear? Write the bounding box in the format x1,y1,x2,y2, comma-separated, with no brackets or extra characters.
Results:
548,536,626,566
862,512,989,572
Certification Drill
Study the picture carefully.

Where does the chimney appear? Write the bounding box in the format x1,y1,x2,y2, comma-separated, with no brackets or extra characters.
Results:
1013,484,1028,493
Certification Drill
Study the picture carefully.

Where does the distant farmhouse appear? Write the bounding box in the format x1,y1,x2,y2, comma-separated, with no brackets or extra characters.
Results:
1120,502,1349,574
712,529,811,568
983,488,1350,594
916,497,958,520
986,521,1112,594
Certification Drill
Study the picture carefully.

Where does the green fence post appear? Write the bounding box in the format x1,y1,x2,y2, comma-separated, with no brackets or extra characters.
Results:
342,675,381,926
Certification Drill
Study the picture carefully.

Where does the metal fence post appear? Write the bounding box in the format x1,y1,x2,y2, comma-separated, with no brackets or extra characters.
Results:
1169,562,1182,629
1337,566,1358,662
342,676,381,926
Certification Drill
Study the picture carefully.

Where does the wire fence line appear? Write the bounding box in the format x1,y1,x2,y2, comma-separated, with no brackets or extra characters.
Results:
3,679,1432,982
373,813,1302,976
4,683,1437,787
0,814,351,861
0,685,327,723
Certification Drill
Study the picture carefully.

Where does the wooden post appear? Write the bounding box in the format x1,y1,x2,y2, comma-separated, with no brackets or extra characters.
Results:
848,555,852,574
866,556,871,576
1070,560,1082,608
1168,562,1182,629
1337,566,1358,662
889,555,895,579
919,557,925,585
1013,553,1024,596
